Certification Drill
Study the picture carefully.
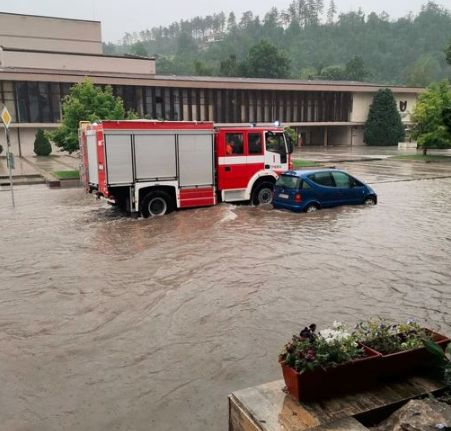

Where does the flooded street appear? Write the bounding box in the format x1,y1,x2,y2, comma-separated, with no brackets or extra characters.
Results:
1,160,451,431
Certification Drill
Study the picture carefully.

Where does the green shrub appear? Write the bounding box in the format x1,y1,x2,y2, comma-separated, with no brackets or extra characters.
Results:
364,88,405,146
33,129,52,156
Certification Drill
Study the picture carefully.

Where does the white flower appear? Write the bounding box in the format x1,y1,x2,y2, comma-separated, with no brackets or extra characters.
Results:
320,328,351,344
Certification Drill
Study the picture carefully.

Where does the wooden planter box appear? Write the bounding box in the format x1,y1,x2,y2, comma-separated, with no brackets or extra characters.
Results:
281,346,382,402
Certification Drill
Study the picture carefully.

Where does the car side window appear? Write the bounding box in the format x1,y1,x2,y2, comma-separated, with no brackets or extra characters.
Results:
301,180,311,189
308,172,335,187
331,172,352,188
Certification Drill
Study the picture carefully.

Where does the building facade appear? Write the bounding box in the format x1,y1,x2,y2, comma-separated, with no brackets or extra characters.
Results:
0,12,422,156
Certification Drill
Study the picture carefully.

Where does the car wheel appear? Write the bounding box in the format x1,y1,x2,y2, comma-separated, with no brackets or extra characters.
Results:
141,191,174,218
364,197,376,206
252,182,274,205
304,203,319,213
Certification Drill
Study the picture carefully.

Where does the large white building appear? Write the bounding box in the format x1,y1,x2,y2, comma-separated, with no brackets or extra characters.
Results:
0,11,422,156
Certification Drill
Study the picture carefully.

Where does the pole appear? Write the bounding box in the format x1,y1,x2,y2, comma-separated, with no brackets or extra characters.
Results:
4,127,15,208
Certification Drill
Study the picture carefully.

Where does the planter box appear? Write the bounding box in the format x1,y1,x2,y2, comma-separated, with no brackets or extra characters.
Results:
363,330,450,380
281,346,382,402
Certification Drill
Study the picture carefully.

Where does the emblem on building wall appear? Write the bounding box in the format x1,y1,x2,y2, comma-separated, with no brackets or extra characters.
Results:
399,101,408,112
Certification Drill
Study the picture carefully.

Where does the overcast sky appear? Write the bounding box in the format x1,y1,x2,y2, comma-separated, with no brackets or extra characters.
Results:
1,0,450,42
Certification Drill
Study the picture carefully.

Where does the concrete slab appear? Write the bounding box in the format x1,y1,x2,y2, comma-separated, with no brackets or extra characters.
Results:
293,146,451,163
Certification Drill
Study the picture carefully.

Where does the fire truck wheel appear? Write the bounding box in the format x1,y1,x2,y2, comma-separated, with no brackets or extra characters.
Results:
141,191,173,218
252,182,274,205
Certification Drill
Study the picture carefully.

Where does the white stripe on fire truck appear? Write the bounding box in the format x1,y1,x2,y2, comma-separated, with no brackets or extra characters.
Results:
217,156,265,165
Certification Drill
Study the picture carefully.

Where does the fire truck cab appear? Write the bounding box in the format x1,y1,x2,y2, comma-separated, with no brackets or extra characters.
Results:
79,120,293,217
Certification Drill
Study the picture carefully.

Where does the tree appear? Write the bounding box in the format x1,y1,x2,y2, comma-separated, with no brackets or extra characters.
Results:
345,56,367,81
319,65,346,80
411,80,451,155
129,41,148,57
405,54,441,87
33,129,52,156
194,60,214,76
241,40,290,78
327,0,337,24
219,54,241,77
443,106,451,133
51,79,127,153
364,89,405,146
446,40,451,65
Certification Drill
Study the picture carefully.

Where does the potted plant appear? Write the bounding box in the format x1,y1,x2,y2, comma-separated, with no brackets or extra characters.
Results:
279,322,381,402
354,318,450,378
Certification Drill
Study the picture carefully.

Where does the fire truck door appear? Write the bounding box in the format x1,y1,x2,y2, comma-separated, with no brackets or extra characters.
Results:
219,132,248,189
264,132,286,170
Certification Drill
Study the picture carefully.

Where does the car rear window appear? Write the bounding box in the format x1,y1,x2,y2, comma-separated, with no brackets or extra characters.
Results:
276,175,300,189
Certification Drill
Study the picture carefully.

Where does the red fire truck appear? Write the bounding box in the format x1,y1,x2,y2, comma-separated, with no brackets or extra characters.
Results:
79,120,294,217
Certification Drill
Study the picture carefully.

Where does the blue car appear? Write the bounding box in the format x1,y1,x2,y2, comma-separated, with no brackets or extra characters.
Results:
272,169,377,213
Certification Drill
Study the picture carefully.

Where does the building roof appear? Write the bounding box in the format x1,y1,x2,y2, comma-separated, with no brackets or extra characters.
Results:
0,11,100,23
0,65,424,94
152,74,424,92
0,47,155,61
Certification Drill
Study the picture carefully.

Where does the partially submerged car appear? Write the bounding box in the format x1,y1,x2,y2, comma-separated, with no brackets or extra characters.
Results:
272,169,377,213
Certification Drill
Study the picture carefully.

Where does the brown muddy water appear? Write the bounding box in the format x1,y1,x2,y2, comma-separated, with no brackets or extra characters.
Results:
1,161,451,431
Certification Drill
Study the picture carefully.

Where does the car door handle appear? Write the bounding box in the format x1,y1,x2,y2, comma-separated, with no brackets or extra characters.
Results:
225,166,231,172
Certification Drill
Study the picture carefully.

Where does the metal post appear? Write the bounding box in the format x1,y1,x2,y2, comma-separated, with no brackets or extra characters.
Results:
4,127,15,207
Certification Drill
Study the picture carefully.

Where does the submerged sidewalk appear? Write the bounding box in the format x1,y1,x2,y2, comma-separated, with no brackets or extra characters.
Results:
0,154,80,187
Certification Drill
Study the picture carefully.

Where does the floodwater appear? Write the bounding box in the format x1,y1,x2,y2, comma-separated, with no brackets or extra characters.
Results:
1,160,451,431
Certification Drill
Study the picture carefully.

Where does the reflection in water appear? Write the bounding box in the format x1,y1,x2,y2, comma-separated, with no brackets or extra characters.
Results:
0,174,450,431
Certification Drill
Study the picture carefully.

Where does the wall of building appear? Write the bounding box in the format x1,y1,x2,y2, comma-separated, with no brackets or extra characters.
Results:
0,49,156,75
0,12,102,54
6,125,58,156
351,92,418,124
327,126,351,146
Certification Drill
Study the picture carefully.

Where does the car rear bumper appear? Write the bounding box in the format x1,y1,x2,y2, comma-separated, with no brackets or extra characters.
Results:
272,200,305,212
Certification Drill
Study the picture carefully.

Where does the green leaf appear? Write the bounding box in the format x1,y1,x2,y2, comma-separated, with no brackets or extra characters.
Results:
422,338,446,361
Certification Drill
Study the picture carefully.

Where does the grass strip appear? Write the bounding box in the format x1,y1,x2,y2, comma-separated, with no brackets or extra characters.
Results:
53,170,80,179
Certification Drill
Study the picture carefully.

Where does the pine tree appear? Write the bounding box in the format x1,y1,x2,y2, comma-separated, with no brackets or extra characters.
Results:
298,0,307,27
316,0,325,21
33,129,52,156
327,0,337,23
364,89,405,146
227,12,237,32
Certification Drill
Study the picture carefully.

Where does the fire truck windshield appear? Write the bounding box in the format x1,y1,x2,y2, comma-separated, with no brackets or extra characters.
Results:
265,132,290,155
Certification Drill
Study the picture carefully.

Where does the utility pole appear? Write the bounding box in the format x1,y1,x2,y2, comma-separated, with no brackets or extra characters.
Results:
1,106,15,208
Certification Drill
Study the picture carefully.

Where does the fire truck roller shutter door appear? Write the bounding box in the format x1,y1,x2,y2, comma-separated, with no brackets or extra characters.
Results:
134,134,177,180
178,133,214,187
104,134,133,184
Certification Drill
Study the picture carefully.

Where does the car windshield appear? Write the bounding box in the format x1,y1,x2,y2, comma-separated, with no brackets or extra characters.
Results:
276,175,300,189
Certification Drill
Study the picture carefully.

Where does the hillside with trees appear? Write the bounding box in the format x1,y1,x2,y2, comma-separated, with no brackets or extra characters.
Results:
104,1,451,85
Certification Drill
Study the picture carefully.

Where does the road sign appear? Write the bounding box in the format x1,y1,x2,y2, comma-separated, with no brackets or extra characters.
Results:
1,106,12,129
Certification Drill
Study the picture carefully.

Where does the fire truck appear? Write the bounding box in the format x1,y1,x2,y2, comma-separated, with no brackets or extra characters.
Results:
79,120,294,217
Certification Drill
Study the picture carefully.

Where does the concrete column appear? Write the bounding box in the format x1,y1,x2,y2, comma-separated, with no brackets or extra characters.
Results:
323,127,328,147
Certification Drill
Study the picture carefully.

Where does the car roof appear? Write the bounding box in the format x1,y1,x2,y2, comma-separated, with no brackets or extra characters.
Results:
281,168,345,178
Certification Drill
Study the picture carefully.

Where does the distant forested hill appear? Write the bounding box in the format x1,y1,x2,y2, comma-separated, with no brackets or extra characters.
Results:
104,1,451,86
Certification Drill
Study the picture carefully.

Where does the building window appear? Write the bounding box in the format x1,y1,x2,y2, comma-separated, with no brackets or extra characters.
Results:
50,83,62,122
1,81,17,122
